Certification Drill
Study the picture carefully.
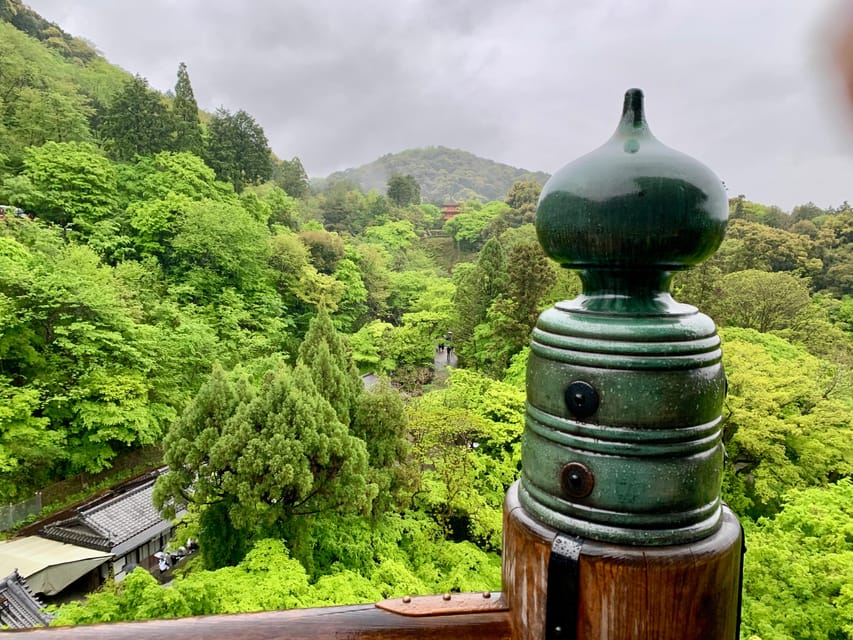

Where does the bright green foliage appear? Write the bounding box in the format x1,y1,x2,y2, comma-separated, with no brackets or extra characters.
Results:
503,347,529,387
349,320,396,374
0,374,60,500
385,310,447,387
386,174,421,207
408,369,525,548
119,151,230,259
238,191,271,225
720,328,853,517
119,151,227,205
169,199,273,301
101,75,175,161
0,231,176,485
387,268,449,324
298,305,361,426
51,515,502,624
303,510,502,592
171,63,203,156
250,183,299,229
741,480,853,640
444,201,510,250
352,380,412,513
19,141,117,229
331,257,369,332
363,220,418,256
408,404,500,547
204,108,272,192
267,227,341,322
29,246,174,470
9,84,93,148
407,276,455,317
713,270,812,333
0,22,97,156
50,540,311,623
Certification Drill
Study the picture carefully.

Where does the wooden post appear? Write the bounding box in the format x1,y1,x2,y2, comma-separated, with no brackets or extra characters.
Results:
504,484,742,639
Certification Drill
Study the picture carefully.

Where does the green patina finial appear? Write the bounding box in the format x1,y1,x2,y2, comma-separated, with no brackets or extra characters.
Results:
520,89,729,546
535,88,727,314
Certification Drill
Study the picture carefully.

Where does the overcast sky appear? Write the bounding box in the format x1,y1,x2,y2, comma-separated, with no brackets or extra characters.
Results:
23,0,853,211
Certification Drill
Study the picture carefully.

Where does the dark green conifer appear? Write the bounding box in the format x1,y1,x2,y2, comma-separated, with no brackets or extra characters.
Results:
297,304,360,426
172,62,203,156
204,107,272,192
100,75,175,161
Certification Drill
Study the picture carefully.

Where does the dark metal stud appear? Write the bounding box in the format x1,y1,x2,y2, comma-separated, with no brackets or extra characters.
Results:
561,462,594,499
565,381,599,419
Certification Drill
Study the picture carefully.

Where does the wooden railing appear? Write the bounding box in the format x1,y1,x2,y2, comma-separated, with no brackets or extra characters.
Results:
17,594,511,639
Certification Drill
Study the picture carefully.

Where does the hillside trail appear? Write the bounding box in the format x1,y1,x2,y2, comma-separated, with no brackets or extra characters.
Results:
431,347,458,388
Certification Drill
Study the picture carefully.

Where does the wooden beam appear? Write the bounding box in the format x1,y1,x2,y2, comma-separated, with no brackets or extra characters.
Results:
16,603,511,639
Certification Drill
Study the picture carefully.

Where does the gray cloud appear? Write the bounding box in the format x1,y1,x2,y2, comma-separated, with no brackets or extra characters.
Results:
25,0,853,210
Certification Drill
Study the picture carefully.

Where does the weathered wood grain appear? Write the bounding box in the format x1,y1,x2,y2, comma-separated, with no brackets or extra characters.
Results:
503,482,742,639
14,604,511,639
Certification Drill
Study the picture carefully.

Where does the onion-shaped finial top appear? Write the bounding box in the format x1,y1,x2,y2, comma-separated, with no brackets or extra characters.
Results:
536,88,728,309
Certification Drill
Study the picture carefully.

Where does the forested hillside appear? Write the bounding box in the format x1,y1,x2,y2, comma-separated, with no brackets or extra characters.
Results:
323,146,550,204
0,4,851,639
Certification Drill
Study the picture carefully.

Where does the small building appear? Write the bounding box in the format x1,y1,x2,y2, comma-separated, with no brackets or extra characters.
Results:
441,203,460,220
0,470,182,598
0,570,52,629
0,536,111,596
40,472,182,584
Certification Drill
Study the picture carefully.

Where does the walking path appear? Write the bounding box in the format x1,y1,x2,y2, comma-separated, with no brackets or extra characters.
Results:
431,347,458,388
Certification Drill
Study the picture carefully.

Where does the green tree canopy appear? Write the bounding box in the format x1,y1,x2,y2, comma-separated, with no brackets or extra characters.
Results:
741,480,853,640
204,108,272,192
386,174,421,207
273,157,309,199
155,359,376,564
101,75,175,161
713,270,812,333
17,141,117,229
297,305,361,427
720,328,853,517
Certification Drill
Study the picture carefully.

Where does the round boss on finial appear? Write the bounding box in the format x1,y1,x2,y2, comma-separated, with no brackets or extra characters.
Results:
565,381,598,419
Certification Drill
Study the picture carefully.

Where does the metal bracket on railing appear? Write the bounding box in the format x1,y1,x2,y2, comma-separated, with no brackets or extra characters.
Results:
375,592,508,617
545,534,583,640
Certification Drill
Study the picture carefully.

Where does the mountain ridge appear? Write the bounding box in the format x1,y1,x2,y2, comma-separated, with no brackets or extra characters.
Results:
323,146,550,203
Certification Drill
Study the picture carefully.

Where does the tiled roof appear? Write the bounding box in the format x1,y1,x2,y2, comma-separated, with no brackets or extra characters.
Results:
41,473,177,555
84,480,165,545
0,570,51,629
